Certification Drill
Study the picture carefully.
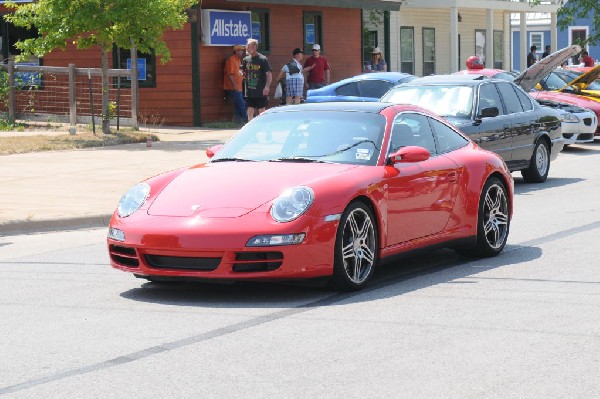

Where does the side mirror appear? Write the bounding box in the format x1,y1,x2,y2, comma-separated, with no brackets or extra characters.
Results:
480,106,499,118
206,144,224,158
389,146,430,164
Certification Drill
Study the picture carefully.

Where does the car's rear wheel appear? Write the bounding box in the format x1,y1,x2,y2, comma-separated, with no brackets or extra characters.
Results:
521,139,549,183
330,201,378,291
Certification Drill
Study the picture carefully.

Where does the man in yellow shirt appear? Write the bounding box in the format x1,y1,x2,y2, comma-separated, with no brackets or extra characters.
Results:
223,44,247,124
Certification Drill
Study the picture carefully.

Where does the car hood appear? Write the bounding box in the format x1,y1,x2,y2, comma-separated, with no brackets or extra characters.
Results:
514,44,581,92
560,64,600,91
147,162,359,217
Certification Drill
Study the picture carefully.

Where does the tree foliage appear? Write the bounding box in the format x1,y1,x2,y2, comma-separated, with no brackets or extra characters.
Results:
4,0,197,133
5,0,197,62
555,0,600,46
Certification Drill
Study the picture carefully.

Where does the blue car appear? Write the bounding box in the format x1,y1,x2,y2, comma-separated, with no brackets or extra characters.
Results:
305,72,416,103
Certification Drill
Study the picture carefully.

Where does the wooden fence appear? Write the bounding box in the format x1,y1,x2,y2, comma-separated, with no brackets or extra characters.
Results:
1,60,139,133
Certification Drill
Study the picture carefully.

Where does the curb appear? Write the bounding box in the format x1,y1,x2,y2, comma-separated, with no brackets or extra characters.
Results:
0,214,112,236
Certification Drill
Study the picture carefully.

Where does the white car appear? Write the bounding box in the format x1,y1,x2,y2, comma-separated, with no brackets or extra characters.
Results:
537,99,596,145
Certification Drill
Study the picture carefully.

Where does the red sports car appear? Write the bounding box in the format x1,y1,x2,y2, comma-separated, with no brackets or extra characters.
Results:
107,103,513,290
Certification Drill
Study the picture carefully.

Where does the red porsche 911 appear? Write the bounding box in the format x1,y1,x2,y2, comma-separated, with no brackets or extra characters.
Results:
107,102,513,291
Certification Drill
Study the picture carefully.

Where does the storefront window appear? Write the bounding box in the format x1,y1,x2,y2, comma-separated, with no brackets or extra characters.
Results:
250,8,270,53
303,11,323,54
112,46,156,88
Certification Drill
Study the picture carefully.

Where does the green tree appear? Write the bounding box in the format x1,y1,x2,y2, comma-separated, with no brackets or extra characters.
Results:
5,0,197,133
555,0,600,46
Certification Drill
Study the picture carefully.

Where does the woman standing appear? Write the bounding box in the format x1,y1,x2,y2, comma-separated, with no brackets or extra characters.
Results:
365,47,387,72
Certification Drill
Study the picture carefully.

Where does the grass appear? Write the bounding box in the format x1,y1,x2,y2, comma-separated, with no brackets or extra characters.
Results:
0,121,158,155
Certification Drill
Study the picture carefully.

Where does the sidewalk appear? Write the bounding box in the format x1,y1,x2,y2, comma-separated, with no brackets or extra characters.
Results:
0,126,238,236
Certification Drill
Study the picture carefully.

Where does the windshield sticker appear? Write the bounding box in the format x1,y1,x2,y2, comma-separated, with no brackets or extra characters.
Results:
356,148,372,160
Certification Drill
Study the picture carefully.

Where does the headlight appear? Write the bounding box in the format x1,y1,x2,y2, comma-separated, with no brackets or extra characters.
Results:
270,186,314,222
117,183,150,217
561,112,579,123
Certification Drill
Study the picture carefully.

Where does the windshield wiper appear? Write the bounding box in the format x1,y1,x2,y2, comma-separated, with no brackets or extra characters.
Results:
269,157,330,163
211,157,255,163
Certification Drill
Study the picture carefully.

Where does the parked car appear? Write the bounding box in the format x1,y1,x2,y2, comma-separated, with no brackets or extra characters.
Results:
108,102,513,291
305,72,415,103
382,45,590,182
535,99,596,146
453,67,518,82
532,64,600,137
453,55,596,143
382,74,562,183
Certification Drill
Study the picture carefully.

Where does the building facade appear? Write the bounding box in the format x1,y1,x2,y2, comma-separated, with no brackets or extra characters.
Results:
1,0,399,126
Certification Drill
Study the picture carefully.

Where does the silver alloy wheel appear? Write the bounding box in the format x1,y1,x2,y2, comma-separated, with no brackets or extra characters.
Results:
340,208,376,284
534,142,549,176
482,183,509,250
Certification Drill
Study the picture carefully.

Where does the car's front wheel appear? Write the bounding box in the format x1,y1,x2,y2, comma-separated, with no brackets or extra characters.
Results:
521,139,550,183
330,201,378,291
457,177,509,257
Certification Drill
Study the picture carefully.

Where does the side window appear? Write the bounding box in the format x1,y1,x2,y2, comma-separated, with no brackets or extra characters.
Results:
358,80,394,98
251,8,271,53
429,118,468,154
113,46,157,88
496,82,523,114
478,83,504,116
303,11,323,54
335,82,360,97
390,113,436,154
514,85,534,111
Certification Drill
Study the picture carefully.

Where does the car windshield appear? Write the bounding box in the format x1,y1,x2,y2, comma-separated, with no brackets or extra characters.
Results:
382,85,474,118
556,70,600,90
210,111,386,166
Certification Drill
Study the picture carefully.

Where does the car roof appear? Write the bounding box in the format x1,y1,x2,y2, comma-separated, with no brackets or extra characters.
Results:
453,68,506,77
265,102,394,114
400,74,496,86
332,72,414,86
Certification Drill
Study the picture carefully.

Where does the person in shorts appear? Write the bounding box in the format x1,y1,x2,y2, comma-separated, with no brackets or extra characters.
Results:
274,47,310,105
241,38,272,121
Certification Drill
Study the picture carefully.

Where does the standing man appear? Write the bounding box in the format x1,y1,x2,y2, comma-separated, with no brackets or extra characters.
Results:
241,38,272,121
527,45,537,68
542,45,551,59
304,44,330,90
223,44,246,124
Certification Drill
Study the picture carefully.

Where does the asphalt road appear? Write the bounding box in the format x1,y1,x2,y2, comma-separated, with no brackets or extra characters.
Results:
1,143,599,398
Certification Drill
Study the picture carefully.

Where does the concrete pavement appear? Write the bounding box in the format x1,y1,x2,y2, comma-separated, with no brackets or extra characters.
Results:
0,126,238,236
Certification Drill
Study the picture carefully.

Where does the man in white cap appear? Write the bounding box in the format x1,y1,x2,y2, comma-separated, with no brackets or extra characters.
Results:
303,43,330,90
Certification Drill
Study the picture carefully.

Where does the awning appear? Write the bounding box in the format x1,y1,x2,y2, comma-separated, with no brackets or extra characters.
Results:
226,0,403,11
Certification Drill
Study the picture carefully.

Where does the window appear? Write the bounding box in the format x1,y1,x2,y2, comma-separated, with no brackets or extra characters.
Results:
400,27,414,74
513,85,533,112
422,28,435,76
112,46,156,88
478,83,503,116
428,118,467,154
529,32,543,56
390,113,436,154
303,11,323,54
251,8,270,53
493,30,503,69
336,82,360,97
496,82,522,114
569,27,587,64
475,29,486,66
0,16,38,61
364,30,377,65
358,80,394,98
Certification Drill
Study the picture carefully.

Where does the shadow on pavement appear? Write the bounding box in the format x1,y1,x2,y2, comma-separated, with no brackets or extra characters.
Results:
119,245,543,308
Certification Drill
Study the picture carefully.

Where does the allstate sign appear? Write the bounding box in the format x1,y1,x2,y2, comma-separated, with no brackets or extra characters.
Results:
201,10,251,46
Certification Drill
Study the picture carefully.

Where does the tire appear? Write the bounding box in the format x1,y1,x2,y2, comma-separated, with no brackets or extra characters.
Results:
459,177,510,257
329,201,379,291
521,139,550,183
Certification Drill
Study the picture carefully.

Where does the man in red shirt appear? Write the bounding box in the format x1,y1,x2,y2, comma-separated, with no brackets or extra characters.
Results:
581,50,594,67
303,44,330,90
